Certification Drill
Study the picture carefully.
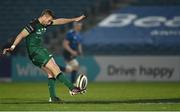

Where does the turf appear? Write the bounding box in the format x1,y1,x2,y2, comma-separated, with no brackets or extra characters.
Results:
0,82,180,111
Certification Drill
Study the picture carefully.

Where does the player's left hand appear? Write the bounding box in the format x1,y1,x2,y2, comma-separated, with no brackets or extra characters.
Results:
74,15,86,22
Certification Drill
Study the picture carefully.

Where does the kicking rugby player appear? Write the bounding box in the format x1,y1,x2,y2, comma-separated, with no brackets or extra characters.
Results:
3,9,86,102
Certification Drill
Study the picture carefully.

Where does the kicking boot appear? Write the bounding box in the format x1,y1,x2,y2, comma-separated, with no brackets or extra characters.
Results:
49,96,63,103
69,87,86,96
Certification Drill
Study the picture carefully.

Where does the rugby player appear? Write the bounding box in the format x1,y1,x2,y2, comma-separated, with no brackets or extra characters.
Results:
3,9,86,102
55,22,84,84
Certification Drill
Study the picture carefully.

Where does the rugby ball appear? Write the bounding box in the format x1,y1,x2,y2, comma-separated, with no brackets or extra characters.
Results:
76,73,88,90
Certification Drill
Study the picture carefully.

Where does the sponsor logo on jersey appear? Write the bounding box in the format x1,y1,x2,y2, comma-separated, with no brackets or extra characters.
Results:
36,28,46,35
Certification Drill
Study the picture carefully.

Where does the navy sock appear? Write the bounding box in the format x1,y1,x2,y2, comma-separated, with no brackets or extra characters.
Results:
71,70,77,83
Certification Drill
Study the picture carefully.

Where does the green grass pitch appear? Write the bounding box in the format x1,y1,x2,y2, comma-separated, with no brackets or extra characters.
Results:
0,82,180,111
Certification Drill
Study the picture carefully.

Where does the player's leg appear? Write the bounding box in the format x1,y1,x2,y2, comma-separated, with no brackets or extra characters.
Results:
45,58,74,90
41,67,58,100
61,51,75,74
58,63,73,73
59,59,79,83
29,48,82,97
45,58,83,95
30,48,82,94
66,59,79,83
42,67,62,102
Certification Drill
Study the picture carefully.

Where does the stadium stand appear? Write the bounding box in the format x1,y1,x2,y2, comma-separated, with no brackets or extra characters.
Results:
82,5,180,55
0,0,118,55
1,0,180,55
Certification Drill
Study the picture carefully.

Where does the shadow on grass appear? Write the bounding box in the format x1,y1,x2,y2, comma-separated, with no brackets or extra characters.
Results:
1,98,180,104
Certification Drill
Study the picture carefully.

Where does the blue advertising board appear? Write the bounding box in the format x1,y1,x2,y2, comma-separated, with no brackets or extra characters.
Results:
83,6,180,55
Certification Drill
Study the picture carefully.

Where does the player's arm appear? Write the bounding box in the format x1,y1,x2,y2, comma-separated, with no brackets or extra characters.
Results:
63,39,78,56
3,29,29,55
52,15,85,25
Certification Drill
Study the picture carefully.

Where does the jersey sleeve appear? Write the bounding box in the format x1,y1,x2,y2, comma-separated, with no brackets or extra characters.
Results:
24,23,35,33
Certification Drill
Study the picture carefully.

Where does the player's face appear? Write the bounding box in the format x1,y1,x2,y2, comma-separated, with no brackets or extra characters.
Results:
42,15,53,26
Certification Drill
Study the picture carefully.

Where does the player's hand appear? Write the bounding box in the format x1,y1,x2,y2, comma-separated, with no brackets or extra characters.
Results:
74,15,86,22
71,51,78,57
3,48,12,55
3,45,15,55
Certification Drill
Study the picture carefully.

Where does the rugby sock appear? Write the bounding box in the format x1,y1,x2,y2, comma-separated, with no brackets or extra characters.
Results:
48,78,56,97
71,70,77,83
56,72,74,90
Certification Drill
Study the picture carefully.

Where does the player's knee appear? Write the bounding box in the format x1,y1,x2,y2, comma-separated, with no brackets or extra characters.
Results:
68,59,79,71
66,65,73,73
72,60,79,70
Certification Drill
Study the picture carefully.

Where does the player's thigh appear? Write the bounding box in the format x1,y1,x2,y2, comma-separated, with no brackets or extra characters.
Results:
45,57,61,76
41,66,54,78
30,48,53,68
